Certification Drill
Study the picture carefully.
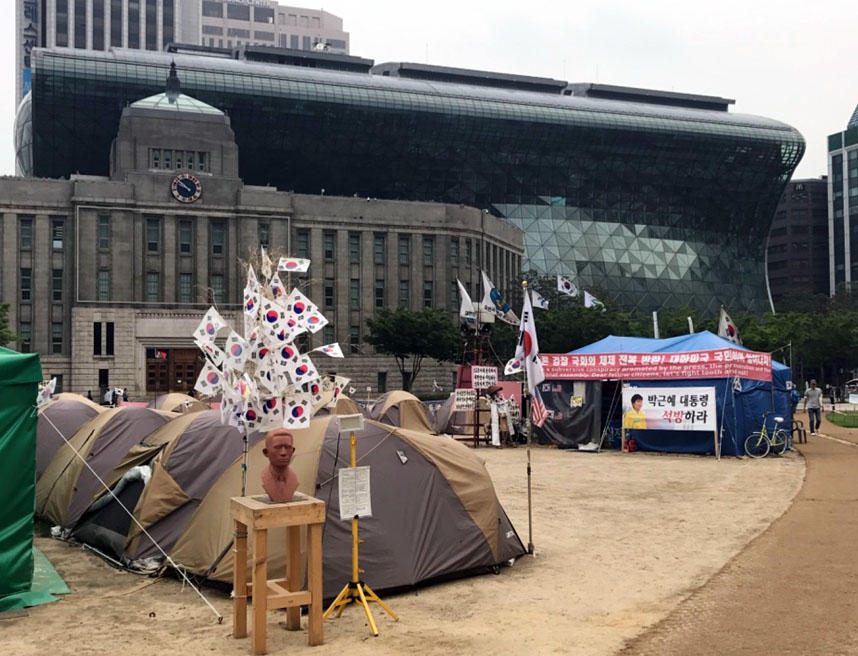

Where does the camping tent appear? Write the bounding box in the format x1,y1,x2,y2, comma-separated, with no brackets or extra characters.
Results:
36,406,176,527
368,390,434,433
146,393,210,414
540,331,791,456
72,413,525,596
37,394,105,480
432,393,491,436
0,347,41,610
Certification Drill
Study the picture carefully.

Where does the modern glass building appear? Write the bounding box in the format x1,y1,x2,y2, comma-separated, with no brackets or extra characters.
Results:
827,108,858,294
18,47,805,313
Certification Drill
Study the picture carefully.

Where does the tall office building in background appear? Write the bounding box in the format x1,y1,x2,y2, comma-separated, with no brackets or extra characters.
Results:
827,105,858,295
15,0,349,99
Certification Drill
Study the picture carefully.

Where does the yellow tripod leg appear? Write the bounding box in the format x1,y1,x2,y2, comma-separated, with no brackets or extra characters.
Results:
362,583,399,621
323,583,351,620
355,583,379,636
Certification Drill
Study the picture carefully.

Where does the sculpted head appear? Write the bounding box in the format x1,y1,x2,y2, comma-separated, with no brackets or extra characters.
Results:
263,429,295,469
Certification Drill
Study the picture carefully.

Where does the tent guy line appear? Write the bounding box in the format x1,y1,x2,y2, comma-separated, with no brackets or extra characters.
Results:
316,427,398,489
36,410,224,623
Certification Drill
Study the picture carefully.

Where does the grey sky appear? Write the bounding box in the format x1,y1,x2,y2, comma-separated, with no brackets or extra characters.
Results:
2,0,856,179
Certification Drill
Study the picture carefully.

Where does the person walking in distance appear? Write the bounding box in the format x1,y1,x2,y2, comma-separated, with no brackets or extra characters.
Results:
804,379,823,435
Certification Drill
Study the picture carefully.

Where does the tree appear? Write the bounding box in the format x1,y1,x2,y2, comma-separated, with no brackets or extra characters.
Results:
0,304,16,347
365,307,459,391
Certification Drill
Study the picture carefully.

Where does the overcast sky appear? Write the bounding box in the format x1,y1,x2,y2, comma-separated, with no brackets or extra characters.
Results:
2,0,856,179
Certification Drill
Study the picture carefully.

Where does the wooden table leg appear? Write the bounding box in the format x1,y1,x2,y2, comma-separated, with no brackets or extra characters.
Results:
233,519,248,638
307,522,323,646
252,528,268,655
285,525,301,630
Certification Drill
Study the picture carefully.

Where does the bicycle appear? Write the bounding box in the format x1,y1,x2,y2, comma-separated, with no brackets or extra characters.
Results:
744,411,789,458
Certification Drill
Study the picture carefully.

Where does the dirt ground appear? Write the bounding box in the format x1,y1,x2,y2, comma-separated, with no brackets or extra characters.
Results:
1,443,804,656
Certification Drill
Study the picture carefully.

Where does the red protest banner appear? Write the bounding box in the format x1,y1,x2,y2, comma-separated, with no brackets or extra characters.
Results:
540,348,772,382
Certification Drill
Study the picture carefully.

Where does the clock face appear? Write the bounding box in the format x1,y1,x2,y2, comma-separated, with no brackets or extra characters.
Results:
171,173,202,203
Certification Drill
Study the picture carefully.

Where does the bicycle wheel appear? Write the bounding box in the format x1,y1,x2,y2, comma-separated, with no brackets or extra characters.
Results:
744,432,770,458
771,430,788,455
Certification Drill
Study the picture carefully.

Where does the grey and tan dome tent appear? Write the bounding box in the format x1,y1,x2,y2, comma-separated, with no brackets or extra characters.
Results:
367,390,435,433
432,392,490,436
71,414,525,597
37,393,105,480
314,394,361,417
146,392,210,414
36,406,176,528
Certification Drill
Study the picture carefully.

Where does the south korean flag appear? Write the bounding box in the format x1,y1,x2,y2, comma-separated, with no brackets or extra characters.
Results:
194,361,224,398
277,257,311,273
284,289,319,325
194,306,226,344
283,394,312,428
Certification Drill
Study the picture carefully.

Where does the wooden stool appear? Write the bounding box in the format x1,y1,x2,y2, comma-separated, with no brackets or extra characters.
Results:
231,493,326,654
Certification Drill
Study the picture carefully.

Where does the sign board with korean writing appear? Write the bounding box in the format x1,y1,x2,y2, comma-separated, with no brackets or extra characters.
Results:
541,349,772,382
622,386,717,432
454,388,477,410
338,466,372,520
471,366,499,389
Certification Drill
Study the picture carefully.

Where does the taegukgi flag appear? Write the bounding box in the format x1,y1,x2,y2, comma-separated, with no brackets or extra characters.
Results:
457,278,476,324
531,290,549,310
515,289,545,396
718,306,742,344
481,271,519,325
557,275,578,297
584,291,604,309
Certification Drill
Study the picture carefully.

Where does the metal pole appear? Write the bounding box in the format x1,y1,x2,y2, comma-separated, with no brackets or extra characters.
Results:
522,279,534,554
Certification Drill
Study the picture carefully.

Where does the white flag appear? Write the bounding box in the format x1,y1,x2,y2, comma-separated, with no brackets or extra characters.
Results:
481,271,519,325
193,306,226,344
283,394,312,428
328,375,351,407
194,361,225,398
36,378,57,407
223,330,252,372
457,278,476,324
304,311,329,334
277,257,311,273
194,334,226,367
284,288,319,324
312,343,344,358
557,275,578,297
584,291,604,310
269,272,287,301
514,290,545,395
260,246,273,280
718,307,742,345
504,358,523,376
531,290,549,310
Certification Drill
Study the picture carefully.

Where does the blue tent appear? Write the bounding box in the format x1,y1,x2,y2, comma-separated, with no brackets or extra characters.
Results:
569,331,792,456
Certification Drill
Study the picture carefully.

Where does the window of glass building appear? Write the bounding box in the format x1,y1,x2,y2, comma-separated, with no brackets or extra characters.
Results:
423,236,434,266
179,220,192,254
146,217,160,252
55,0,69,47
202,1,223,17
98,214,110,250
228,28,250,38
450,238,459,266
74,0,86,48
178,273,193,302
254,31,274,40
349,232,361,263
51,323,63,354
211,274,225,304
324,278,334,308
373,234,385,264
323,231,336,261
258,222,270,248
227,3,250,20
20,268,31,301
254,6,274,23
399,280,409,307
163,0,174,47
203,25,222,35
19,322,31,353
211,222,225,255
97,269,110,301
146,272,160,302
52,269,63,302
296,229,310,258
19,216,33,249
145,0,157,50
110,0,122,47
93,0,105,50
128,0,140,48
398,235,410,265
375,279,384,308
349,326,360,353
350,279,360,308
52,218,64,250
323,324,334,344
423,281,433,307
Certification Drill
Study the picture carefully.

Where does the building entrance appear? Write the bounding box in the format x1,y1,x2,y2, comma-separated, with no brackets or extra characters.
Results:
146,348,203,394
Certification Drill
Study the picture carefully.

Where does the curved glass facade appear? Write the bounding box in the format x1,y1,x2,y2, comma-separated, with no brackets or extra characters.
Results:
22,48,805,313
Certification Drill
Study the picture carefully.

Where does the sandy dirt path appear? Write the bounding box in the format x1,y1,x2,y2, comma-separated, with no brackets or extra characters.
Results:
622,411,858,655
1,444,804,655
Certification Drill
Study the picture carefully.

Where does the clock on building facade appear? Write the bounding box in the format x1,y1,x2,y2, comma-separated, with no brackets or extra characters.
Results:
171,172,202,203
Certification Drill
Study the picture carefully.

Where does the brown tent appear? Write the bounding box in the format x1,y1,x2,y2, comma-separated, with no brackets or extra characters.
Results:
314,394,361,417
36,406,176,528
37,394,105,480
367,390,435,433
147,393,209,414
432,392,490,436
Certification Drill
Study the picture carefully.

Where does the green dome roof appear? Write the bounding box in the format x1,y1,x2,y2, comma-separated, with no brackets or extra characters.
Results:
130,92,224,116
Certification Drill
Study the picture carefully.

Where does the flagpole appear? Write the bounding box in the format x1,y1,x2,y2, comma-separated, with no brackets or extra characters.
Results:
522,280,534,555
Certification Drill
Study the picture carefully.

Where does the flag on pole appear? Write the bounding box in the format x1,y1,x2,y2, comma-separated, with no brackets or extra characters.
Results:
504,357,523,375
311,343,344,358
557,275,578,297
481,271,519,325
515,289,545,396
531,290,549,310
584,291,604,310
531,387,548,428
718,306,742,344
277,257,311,273
457,278,476,324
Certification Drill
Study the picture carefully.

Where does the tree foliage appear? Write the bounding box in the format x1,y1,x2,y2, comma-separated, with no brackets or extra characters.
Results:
365,307,459,391
0,304,16,347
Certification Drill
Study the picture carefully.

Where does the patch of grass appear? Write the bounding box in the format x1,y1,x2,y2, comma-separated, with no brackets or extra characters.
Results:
826,411,858,428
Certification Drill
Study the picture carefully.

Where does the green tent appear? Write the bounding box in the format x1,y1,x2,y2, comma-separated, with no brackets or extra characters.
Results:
0,347,41,611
